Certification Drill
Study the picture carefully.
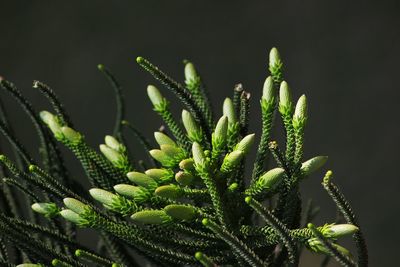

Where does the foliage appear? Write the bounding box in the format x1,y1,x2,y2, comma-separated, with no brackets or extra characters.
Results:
0,48,367,267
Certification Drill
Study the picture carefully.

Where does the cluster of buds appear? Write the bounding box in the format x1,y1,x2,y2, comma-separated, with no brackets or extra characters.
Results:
149,132,187,167
220,133,255,173
277,81,308,129
40,111,82,144
99,135,130,172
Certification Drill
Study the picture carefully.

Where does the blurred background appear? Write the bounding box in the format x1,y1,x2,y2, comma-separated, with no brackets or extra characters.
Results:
0,1,399,266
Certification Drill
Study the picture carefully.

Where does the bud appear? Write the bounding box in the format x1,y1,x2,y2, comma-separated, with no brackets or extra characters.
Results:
234,134,255,154
63,198,89,215
175,171,194,186
228,182,239,192
184,62,198,83
154,184,181,199
262,76,274,102
279,81,292,112
293,94,307,126
192,142,206,167
179,158,195,170
214,116,228,141
16,264,43,267
131,210,172,225
39,110,55,125
60,209,85,225
145,168,173,183
40,111,62,137
89,188,117,207
212,116,228,152
164,204,196,221
160,144,184,159
269,47,281,69
220,150,244,172
61,127,81,143
126,171,158,191
99,144,123,164
182,110,202,141
149,149,171,166
301,156,328,177
105,135,123,151
321,224,359,239
154,132,176,147
147,85,164,107
258,168,284,189
247,168,285,196
223,98,237,123
114,184,150,202
31,202,59,218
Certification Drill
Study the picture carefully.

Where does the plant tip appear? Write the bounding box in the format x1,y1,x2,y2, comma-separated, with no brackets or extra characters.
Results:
136,56,144,63
195,251,203,260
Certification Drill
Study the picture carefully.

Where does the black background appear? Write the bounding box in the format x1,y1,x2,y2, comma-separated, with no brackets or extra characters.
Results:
0,1,399,266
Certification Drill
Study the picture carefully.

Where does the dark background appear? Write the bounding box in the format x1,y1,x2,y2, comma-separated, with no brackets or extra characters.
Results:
1,1,399,266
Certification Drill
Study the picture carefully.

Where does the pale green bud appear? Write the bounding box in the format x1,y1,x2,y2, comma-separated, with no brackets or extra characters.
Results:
63,198,89,215
60,209,84,225
251,168,284,194
145,168,173,183
223,98,237,123
221,150,244,172
39,110,56,125
105,135,123,151
175,171,194,186
269,47,281,69
147,85,164,106
259,168,284,187
179,158,194,170
155,184,181,199
99,144,122,164
113,184,150,202
192,142,206,166
126,171,158,191
321,224,359,239
164,204,196,221
301,156,328,177
61,126,81,143
293,94,307,123
40,111,62,137
31,202,59,218
184,62,198,82
89,188,117,206
149,149,171,166
182,109,201,141
262,76,274,102
131,210,172,225
213,115,228,141
234,134,255,154
279,81,292,110
160,144,183,158
154,132,176,147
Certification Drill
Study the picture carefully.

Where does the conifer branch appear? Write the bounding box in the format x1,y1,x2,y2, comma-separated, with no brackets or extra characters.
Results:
136,57,212,144
322,171,368,267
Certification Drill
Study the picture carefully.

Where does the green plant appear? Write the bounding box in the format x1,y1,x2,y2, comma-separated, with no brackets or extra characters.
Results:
0,47,367,267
